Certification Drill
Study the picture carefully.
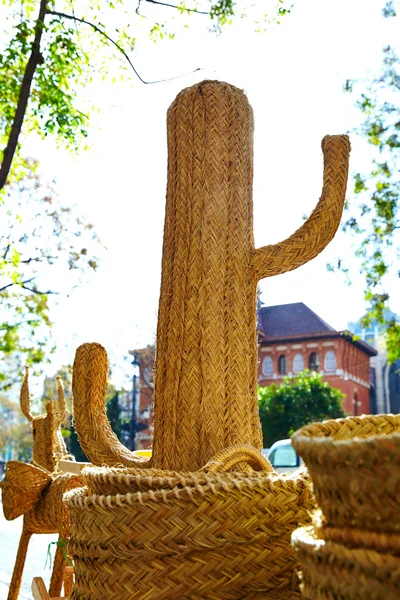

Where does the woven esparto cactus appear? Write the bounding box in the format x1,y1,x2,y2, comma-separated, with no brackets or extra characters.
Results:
72,80,350,472
65,80,350,600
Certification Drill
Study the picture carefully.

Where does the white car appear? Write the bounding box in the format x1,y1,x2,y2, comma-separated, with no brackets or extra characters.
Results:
267,439,303,473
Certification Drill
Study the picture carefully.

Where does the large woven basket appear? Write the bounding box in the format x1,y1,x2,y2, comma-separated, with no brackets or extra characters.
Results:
0,461,51,520
291,413,400,532
292,526,400,600
65,446,314,600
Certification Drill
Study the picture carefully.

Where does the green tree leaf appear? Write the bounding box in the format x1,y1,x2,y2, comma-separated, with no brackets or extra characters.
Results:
258,370,346,447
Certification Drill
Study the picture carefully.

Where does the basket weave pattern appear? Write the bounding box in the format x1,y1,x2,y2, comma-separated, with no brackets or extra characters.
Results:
0,369,84,600
291,413,400,532
291,413,400,599
72,80,350,474
65,453,314,600
292,526,400,600
1,461,51,521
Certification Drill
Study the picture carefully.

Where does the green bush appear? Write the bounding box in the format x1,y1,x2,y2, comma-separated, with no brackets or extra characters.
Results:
258,370,346,448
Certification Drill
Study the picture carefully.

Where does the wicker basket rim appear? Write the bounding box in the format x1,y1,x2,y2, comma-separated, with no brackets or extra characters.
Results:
292,526,400,568
292,430,400,452
64,468,309,509
292,414,400,448
81,464,295,481
292,526,399,570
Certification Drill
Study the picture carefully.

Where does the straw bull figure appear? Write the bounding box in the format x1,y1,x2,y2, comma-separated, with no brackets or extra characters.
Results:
72,80,350,472
1,368,83,600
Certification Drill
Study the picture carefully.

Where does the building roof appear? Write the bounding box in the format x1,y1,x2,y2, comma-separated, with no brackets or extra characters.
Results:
257,302,377,357
258,302,335,338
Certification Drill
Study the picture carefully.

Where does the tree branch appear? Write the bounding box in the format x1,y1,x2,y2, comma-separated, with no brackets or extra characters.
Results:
0,277,34,293
0,373,22,392
142,0,208,15
0,0,48,191
20,256,52,264
0,276,58,294
3,243,11,261
48,10,150,84
48,10,201,84
22,284,58,294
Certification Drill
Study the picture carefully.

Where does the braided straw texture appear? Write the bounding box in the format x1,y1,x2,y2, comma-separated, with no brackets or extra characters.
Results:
24,472,84,535
71,81,350,473
65,455,314,600
292,526,400,600
310,508,400,555
152,81,349,472
252,134,350,279
315,523,400,555
2,367,83,600
72,342,149,468
82,444,275,496
291,413,400,532
0,461,51,520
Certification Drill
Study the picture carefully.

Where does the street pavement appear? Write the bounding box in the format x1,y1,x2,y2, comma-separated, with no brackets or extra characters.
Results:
0,504,57,600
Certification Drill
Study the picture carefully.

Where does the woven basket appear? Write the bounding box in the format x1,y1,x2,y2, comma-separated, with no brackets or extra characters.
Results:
292,526,400,600
291,413,400,532
64,446,314,600
0,461,51,520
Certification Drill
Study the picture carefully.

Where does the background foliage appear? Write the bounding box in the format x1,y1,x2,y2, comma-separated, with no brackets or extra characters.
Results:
333,0,400,360
0,0,291,191
258,371,346,448
0,163,100,389
0,0,291,390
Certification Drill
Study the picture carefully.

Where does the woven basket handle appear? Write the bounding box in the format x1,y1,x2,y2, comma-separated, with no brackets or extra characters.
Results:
199,444,274,474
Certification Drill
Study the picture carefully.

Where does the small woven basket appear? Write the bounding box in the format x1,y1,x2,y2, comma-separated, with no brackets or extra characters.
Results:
291,413,400,532
64,446,314,600
292,526,400,600
0,461,51,520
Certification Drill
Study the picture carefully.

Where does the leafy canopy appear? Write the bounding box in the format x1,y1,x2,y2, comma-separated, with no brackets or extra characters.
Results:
0,0,291,386
0,162,100,390
333,0,400,360
258,370,346,448
0,0,292,192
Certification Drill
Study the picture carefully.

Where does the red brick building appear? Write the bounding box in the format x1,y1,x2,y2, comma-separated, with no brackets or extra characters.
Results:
131,303,378,445
257,303,377,415
129,345,155,449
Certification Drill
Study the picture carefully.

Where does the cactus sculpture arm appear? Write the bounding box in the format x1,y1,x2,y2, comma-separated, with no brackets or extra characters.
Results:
252,135,350,280
72,343,148,467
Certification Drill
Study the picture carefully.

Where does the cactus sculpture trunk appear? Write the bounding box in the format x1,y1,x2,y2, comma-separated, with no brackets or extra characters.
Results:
72,80,350,472
152,82,261,470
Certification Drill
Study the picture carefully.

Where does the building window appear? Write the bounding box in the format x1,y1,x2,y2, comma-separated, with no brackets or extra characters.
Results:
278,355,287,374
293,353,304,373
324,350,336,372
262,356,273,377
309,352,320,371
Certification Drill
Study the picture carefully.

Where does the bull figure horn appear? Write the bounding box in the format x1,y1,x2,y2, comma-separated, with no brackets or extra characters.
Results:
56,376,66,424
20,366,33,422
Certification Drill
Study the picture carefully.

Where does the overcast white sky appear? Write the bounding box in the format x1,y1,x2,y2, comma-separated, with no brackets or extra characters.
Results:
21,0,399,387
